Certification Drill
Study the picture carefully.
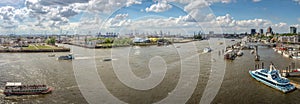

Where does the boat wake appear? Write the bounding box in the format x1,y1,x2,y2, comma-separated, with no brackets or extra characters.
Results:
75,57,93,60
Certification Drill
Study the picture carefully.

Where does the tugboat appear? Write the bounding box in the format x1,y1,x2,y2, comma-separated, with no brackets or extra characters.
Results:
249,64,296,93
3,82,53,96
57,53,74,60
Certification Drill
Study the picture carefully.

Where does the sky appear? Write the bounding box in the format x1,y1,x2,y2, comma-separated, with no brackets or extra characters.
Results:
0,0,300,35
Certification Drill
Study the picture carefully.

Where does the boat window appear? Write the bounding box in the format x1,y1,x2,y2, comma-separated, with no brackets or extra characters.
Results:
272,75,277,80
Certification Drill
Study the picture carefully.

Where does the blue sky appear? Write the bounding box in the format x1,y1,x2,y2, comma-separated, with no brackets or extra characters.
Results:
0,0,299,35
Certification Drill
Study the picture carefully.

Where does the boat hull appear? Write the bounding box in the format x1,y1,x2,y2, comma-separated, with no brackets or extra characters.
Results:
249,71,296,93
4,87,53,96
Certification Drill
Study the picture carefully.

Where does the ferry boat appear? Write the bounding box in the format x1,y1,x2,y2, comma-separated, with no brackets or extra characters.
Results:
4,82,53,96
249,64,296,93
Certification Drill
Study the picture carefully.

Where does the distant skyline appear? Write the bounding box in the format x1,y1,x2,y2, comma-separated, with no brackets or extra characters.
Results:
0,0,300,35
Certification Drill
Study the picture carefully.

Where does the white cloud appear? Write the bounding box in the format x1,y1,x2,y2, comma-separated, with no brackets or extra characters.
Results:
146,1,172,12
0,6,30,29
87,0,142,14
104,13,132,28
291,24,300,30
294,0,300,4
208,14,294,33
252,0,261,2
183,0,209,12
126,0,142,7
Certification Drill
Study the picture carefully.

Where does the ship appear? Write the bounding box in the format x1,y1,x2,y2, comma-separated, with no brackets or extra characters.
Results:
57,53,74,60
224,50,236,60
3,82,53,96
203,47,212,53
249,64,296,93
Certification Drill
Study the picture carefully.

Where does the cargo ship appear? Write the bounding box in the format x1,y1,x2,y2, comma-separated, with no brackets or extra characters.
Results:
3,82,53,96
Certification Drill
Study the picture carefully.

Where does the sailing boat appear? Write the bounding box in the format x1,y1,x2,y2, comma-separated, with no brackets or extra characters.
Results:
48,49,56,57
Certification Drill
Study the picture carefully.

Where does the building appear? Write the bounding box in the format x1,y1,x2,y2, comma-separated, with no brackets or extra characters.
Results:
251,29,256,35
259,29,264,35
278,35,300,43
266,26,273,36
290,26,297,34
267,26,272,34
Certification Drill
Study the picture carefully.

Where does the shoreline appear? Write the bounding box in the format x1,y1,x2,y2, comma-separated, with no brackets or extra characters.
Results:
0,48,70,53
67,39,196,49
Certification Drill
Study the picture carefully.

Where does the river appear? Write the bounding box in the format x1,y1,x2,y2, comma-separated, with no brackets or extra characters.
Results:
1,38,300,104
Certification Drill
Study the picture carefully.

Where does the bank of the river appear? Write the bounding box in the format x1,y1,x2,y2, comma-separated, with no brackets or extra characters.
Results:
0,44,70,53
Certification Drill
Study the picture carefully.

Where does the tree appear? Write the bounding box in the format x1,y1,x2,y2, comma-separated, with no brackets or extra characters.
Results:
194,34,202,40
46,37,56,45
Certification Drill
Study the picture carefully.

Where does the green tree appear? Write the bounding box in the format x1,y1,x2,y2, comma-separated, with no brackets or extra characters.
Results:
194,34,202,40
46,37,56,45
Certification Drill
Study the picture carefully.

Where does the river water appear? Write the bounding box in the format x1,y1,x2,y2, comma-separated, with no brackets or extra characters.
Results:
1,38,300,104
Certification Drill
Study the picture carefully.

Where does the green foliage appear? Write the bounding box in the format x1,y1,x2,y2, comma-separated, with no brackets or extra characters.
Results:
280,33,298,36
46,37,56,45
104,38,113,43
112,38,132,45
194,34,202,40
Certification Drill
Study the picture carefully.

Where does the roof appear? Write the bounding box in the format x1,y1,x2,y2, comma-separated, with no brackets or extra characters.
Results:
5,82,22,86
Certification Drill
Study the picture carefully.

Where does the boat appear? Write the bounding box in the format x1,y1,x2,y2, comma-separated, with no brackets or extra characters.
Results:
292,55,300,59
250,50,255,54
273,47,277,51
203,47,212,53
276,47,286,54
103,58,112,61
57,53,74,60
48,50,56,57
249,64,296,93
237,50,243,56
48,54,55,57
3,82,53,96
291,52,300,59
224,50,236,60
282,52,291,58
255,55,259,61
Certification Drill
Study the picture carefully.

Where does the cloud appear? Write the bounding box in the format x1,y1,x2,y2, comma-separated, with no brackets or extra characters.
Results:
209,14,274,33
146,1,172,12
86,0,142,13
294,0,300,4
104,13,132,28
126,0,142,7
252,0,261,2
0,0,25,6
39,0,90,6
0,6,30,29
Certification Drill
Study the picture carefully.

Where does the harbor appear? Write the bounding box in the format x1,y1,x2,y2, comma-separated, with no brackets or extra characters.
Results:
1,38,300,103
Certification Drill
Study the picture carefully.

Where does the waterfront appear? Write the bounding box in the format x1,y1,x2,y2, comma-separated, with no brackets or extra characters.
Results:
1,38,300,103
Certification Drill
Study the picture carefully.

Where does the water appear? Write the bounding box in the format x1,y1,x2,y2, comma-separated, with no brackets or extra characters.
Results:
0,39,300,104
